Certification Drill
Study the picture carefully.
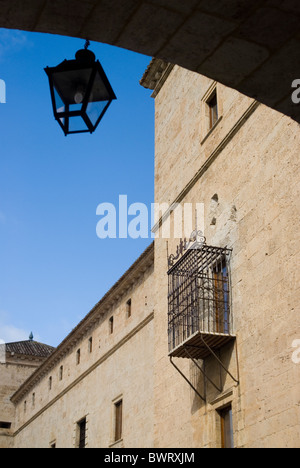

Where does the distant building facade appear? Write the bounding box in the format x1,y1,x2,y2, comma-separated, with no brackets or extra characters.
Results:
7,245,154,449
0,339,54,448
1,60,300,448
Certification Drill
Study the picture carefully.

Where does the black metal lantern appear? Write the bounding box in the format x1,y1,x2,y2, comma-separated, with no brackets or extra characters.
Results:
45,41,116,136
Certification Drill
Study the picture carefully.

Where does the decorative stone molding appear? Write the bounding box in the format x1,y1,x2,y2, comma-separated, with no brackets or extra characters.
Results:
140,58,174,98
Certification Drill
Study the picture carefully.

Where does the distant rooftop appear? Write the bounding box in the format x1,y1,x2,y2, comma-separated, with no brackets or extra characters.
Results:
5,340,55,358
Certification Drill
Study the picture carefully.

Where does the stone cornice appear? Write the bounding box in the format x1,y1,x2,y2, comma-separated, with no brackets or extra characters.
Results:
140,58,174,98
11,243,154,404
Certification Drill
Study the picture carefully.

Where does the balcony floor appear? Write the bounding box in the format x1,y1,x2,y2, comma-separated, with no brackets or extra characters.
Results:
169,331,236,360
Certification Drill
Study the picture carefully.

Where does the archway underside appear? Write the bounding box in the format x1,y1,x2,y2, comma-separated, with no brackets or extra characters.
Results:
1,0,300,122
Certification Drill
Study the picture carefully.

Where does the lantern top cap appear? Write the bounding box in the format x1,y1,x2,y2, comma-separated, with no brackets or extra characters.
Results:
75,48,96,65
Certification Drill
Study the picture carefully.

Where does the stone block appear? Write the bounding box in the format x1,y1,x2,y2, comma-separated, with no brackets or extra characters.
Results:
80,0,140,45
236,7,299,50
238,39,300,107
36,0,96,36
199,37,269,88
115,3,183,56
149,0,199,15
197,0,264,22
158,11,237,71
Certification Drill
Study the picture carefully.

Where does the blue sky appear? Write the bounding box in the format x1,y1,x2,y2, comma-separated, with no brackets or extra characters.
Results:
0,29,154,347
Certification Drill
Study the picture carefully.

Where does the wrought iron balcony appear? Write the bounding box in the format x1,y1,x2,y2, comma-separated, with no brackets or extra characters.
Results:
168,236,235,361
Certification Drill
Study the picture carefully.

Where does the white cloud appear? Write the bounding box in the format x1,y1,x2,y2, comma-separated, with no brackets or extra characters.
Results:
0,29,33,61
0,324,29,343
0,311,30,343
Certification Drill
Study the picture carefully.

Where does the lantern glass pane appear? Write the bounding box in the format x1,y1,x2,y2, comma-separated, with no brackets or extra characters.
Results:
52,68,93,106
54,87,65,114
90,69,113,102
59,117,66,130
86,100,108,126
68,116,89,133
69,102,84,113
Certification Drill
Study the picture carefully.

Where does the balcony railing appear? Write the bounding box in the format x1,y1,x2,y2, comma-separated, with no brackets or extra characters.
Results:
168,242,234,360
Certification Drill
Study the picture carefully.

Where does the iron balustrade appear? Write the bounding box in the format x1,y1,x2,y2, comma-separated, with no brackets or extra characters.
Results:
168,243,233,356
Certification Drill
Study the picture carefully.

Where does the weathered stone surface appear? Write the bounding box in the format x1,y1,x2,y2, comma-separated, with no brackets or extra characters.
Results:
152,63,300,448
238,39,300,106
199,37,270,88
0,345,52,448
158,10,237,70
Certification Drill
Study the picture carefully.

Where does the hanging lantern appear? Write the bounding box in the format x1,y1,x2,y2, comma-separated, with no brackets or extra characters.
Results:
45,41,117,136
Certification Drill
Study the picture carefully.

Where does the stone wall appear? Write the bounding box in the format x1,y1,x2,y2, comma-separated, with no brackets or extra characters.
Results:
152,65,300,448
0,355,43,448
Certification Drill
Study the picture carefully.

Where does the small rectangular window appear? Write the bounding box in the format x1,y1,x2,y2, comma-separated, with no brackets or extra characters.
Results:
219,405,234,448
114,400,123,442
126,299,132,318
59,365,63,381
49,376,52,390
88,337,93,353
32,393,35,408
76,349,81,365
0,422,11,429
208,91,218,129
109,316,114,335
77,418,87,449
213,258,230,334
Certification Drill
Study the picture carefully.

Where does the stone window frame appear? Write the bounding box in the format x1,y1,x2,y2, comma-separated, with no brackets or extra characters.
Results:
88,336,93,353
201,82,223,144
218,404,234,448
74,414,89,449
76,348,81,365
126,299,132,319
109,316,114,335
110,395,124,447
210,388,235,449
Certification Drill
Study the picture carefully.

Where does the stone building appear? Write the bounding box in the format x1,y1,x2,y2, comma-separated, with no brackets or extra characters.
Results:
7,244,154,449
0,338,55,448
142,60,300,449
1,59,300,448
